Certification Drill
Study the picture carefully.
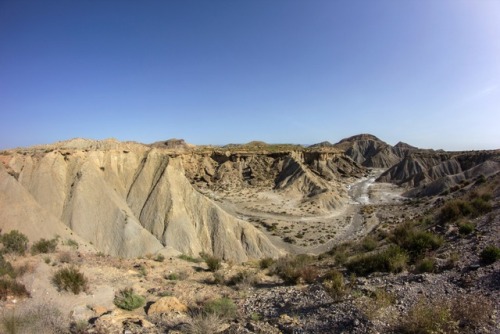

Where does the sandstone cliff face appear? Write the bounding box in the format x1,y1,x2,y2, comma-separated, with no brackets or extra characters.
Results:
181,149,364,212
0,141,283,261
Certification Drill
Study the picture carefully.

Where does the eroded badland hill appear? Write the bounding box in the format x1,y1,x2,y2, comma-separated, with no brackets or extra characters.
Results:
0,135,499,333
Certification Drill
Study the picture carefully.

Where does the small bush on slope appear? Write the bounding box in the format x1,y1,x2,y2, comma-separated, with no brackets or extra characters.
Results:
480,245,500,264
346,245,408,276
52,266,88,294
0,230,28,255
31,237,58,254
114,288,145,311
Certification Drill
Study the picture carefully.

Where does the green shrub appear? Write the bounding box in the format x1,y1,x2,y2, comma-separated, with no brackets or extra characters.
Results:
0,254,16,278
398,298,456,333
228,270,258,288
347,245,408,276
204,255,221,272
114,288,145,311
480,245,500,264
458,221,475,235
323,270,347,301
272,254,314,284
259,257,274,269
470,197,492,215
52,266,87,294
65,238,79,249
392,224,443,258
165,271,188,281
178,254,202,263
415,257,436,273
212,271,225,285
154,254,165,262
360,236,378,252
31,238,58,254
440,196,492,223
1,230,28,255
203,297,237,319
0,278,30,300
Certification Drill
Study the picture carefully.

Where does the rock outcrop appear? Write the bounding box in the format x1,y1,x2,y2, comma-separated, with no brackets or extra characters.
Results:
333,134,406,168
0,140,283,261
378,150,500,196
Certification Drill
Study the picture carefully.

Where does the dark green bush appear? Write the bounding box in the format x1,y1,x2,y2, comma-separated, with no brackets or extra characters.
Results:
392,224,443,258
203,297,237,319
31,238,58,254
470,197,492,216
440,195,492,223
259,257,274,269
52,266,87,294
480,245,500,265
204,255,221,272
0,278,30,300
1,230,29,255
347,245,408,276
458,222,475,235
114,287,145,310
415,257,435,273
360,236,378,252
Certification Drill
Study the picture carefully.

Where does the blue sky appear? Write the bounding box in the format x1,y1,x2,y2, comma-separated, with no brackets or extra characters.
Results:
1,0,499,150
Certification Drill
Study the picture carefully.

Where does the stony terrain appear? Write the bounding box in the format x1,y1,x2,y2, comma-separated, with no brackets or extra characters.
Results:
0,134,498,333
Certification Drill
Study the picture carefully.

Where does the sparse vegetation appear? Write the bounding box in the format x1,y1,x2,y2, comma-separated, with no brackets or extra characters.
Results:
0,278,30,300
154,254,165,262
439,193,492,223
458,221,475,235
0,303,68,334
322,269,347,301
31,237,58,254
414,257,436,273
203,297,237,319
65,238,79,249
183,311,223,334
347,245,408,276
398,298,456,334
52,266,88,294
479,245,500,264
358,288,395,319
203,255,222,272
0,254,16,278
272,254,314,284
0,230,29,255
114,287,145,311
398,294,494,334
392,223,443,259
259,257,274,269
178,254,203,263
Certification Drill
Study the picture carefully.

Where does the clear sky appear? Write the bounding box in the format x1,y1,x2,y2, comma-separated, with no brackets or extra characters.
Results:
1,0,499,150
